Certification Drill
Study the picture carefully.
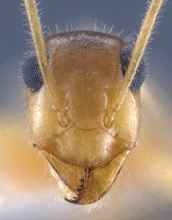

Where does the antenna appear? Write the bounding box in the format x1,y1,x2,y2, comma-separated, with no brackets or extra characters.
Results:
114,0,163,112
24,0,59,109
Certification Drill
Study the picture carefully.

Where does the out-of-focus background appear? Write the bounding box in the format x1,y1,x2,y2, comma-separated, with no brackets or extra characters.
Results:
0,0,172,219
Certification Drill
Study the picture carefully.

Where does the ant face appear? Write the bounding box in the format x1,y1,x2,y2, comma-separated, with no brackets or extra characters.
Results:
25,31,140,204
22,0,163,204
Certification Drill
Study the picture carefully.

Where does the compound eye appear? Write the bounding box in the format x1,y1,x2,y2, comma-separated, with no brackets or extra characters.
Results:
120,46,146,92
22,52,43,92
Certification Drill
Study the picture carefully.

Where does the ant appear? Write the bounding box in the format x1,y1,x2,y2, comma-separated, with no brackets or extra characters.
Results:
22,0,164,205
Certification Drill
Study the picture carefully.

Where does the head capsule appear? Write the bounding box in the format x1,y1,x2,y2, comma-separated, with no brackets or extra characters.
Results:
24,31,142,204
